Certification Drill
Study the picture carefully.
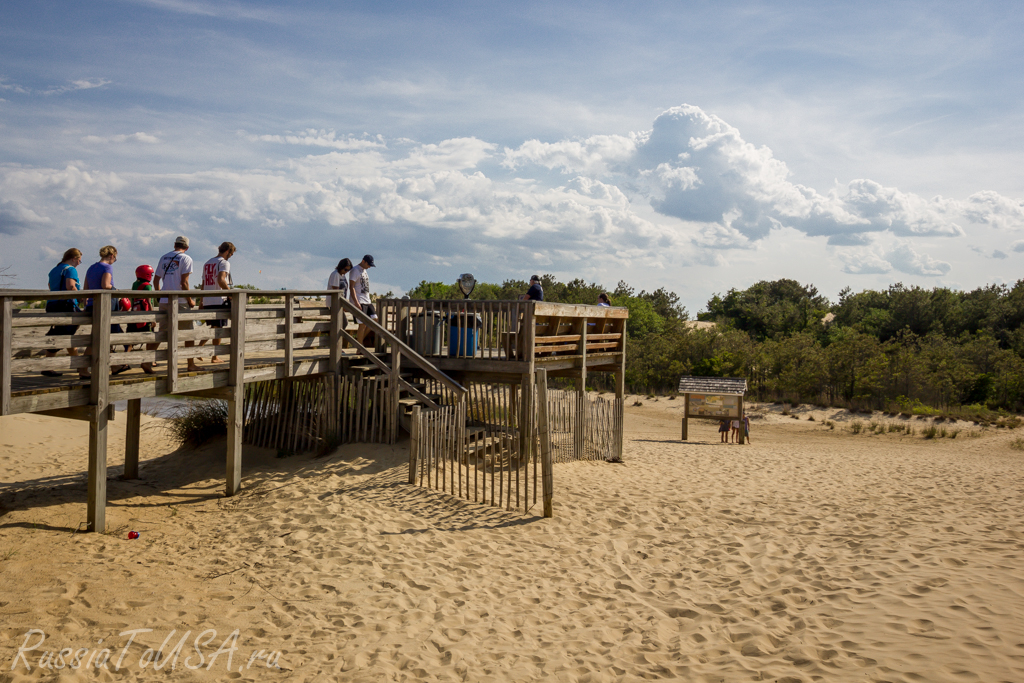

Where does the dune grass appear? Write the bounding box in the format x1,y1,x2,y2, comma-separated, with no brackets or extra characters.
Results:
166,399,228,448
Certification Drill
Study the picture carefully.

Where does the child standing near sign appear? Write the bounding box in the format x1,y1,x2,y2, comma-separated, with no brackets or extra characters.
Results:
718,419,729,443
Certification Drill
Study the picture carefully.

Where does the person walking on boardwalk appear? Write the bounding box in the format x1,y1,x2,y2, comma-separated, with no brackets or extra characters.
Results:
154,236,200,373
349,254,376,346
329,258,353,329
41,248,87,378
83,245,131,377
200,241,235,364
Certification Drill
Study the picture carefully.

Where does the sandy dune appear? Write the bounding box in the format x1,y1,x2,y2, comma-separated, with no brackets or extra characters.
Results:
1,399,1023,681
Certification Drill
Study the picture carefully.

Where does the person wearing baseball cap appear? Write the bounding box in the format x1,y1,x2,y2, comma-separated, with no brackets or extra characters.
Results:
153,235,200,372
522,274,544,301
349,254,377,345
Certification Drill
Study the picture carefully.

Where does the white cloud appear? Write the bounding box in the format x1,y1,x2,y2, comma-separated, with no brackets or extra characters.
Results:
839,250,892,275
82,132,161,144
887,243,951,277
1,103,1021,290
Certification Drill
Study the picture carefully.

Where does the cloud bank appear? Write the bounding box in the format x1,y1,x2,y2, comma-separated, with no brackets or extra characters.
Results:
1,104,1021,289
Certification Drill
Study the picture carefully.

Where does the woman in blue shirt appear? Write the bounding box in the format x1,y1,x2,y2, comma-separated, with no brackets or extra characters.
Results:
42,248,87,378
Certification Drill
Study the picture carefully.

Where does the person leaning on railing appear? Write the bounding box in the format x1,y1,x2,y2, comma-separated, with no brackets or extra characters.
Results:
82,245,131,378
41,248,88,379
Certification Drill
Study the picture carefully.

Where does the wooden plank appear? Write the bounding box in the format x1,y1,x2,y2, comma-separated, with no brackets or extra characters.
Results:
284,295,295,377
1,297,12,416
124,398,141,479
87,407,108,532
533,301,628,318
167,295,179,393
536,369,552,517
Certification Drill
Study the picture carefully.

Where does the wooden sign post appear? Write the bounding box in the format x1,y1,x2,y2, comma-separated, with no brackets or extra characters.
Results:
677,376,748,445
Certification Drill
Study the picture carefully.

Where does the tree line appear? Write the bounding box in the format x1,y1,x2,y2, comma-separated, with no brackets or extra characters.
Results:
410,276,1024,412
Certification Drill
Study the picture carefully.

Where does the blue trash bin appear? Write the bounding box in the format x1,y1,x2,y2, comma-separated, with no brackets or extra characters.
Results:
448,312,481,357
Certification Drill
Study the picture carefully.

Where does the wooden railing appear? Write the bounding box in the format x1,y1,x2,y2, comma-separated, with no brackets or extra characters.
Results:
0,289,464,416
375,299,628,365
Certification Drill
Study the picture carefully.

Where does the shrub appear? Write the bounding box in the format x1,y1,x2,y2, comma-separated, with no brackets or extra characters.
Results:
922,425,938,439
849,421,863,434
166,399,227,448
1010,437,1024,451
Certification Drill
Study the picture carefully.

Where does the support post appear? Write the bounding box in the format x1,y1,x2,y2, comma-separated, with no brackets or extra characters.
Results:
87,291,112,532
329,291,342,373
409,404,421,484
390,348,401,444
167,293,179,393
738,395,746,445
226,291,246,496
284,294,294,377
123,398,141,479
535,368,553,518
518,372,533,511
1,296,11,416
682,393,689,441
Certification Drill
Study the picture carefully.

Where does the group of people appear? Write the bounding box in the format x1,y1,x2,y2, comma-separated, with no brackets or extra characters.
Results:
718,416,752,443
327,254,377,345
43,236,236,379
45,247,614,380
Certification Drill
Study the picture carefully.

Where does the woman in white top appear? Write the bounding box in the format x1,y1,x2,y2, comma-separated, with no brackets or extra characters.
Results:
329,258,353,327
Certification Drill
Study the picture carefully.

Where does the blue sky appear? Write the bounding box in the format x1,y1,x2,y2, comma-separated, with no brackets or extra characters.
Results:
2,0,1023,313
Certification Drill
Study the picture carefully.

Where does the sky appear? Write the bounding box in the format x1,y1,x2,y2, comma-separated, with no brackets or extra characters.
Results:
1,0,1023,315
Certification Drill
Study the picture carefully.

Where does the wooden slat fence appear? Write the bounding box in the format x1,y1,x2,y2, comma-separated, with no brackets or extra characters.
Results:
545,389,624,463
409,380,542,513
242,373,395,453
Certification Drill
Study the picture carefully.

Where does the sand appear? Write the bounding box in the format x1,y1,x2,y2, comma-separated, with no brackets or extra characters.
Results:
1,399,1023,682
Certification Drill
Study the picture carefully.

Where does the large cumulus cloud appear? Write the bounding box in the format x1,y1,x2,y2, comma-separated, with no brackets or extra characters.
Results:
1,104,1021,287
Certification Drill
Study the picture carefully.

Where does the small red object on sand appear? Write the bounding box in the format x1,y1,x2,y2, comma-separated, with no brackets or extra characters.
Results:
127,531,140,539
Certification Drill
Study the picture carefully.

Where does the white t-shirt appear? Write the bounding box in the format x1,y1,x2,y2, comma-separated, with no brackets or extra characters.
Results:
155,250,194,304
349,264,371,306
202,256,232,306
328,269,349,299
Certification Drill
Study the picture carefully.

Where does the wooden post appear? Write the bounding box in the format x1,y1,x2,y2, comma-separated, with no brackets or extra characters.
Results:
682,393,689,441
615,318,626,400
409,405,421,484
391,348,401,444
1,296,11,416
123,398,141,479
738,395,746,445
329,291,342,373
536,368,553,517
167,293,179,393
226,291,246,496
284,294,294,377
87,291,112,532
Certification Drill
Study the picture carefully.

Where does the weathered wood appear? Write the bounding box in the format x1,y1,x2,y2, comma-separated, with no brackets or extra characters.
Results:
167,295,179,393
1,297,12,416
682,394,689,441
124,398,141,479
409,404,421,484
536,369,553,517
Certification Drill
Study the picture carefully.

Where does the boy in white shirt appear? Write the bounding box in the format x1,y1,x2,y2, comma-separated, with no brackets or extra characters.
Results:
152,235,199,372
348,254,376,346
200,241,235,363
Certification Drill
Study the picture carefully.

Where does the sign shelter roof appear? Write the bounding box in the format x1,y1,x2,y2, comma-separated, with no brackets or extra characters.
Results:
677,376,748,396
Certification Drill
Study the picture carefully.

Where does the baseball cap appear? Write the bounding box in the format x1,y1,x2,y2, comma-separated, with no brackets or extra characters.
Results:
530,274,540,282
363,254,375,267
174,235,190,248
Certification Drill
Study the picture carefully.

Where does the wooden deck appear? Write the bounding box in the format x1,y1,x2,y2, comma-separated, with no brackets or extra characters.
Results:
2,289,627,530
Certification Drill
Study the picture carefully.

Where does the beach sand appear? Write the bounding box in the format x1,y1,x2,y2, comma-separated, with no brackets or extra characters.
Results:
1,399,1023,681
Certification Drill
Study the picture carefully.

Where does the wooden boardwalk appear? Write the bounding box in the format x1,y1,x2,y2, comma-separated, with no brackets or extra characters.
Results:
2,289,627,528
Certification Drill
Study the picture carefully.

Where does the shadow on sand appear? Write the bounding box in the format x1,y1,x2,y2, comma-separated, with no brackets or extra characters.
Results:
0,426,537,533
